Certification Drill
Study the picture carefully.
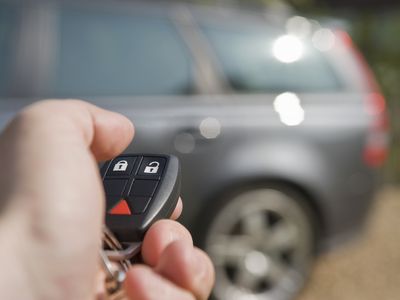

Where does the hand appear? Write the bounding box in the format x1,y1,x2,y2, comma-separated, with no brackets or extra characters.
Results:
0,100,214,300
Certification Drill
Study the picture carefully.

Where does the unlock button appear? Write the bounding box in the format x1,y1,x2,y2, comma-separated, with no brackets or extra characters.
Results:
138,157,166,177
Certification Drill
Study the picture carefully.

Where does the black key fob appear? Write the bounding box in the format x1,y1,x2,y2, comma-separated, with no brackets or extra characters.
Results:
100,154,181,244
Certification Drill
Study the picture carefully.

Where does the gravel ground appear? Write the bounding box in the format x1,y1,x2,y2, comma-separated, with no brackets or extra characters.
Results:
297,186,400,300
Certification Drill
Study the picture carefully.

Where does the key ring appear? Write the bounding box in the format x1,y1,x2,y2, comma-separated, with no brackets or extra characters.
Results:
104,242,142,262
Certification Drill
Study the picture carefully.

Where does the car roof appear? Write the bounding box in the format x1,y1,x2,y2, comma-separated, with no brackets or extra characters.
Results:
2,0,292,28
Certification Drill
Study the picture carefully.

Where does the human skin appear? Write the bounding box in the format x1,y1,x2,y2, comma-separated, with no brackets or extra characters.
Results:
0,100,214,300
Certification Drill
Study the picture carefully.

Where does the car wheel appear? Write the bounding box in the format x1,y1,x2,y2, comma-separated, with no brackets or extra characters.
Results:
202,185,315,300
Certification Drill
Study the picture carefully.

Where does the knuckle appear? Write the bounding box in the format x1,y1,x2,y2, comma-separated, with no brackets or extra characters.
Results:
10,99,94,142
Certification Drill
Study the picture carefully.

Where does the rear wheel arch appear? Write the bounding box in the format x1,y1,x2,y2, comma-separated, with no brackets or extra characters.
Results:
194,178,324,252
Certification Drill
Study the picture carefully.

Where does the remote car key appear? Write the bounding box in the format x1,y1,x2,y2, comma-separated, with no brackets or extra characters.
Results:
100,154,181,261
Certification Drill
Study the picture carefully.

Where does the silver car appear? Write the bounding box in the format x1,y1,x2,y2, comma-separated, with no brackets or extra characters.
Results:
0,0,388,299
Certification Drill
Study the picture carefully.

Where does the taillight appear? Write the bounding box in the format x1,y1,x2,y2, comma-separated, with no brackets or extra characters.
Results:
363,93,389,168
336,30,389,167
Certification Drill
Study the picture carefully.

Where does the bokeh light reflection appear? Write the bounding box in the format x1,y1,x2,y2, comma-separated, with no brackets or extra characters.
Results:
273,92,305,126
272,35,304,63
312,28,336,52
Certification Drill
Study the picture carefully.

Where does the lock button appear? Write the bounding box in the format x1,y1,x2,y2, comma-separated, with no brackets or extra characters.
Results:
138,157,166,177
106,157,136,177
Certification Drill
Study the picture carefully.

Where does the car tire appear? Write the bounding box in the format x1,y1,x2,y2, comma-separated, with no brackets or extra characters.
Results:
200,183,316,300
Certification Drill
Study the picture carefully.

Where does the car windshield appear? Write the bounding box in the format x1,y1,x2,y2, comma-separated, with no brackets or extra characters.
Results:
51,7,193,97
200,20,342,93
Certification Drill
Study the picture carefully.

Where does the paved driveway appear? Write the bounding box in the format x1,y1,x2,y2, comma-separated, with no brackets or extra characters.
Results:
298,186,400,300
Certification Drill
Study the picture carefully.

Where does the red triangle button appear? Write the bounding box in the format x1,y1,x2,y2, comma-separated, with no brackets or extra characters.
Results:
109,199,131,215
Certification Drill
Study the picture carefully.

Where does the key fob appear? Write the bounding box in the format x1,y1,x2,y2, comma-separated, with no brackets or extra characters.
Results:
100,154,181,244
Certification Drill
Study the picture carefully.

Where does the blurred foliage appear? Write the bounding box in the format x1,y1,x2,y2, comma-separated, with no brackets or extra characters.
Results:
350,12,400,183
193,0,400,182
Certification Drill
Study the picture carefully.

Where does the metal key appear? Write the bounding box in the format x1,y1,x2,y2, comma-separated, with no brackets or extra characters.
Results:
100,227,130,299
99,154,181,298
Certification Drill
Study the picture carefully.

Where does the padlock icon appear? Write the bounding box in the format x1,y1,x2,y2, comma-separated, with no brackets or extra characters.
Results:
113,160,128,172
144,161,160,174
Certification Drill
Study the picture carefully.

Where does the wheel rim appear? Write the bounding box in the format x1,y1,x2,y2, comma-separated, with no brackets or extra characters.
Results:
204,188,314,300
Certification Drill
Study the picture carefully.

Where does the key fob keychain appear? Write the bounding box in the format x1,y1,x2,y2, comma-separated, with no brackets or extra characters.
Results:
99,154,181,298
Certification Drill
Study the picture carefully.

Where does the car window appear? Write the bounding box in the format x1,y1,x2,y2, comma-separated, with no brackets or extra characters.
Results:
200,22,342,93
0,2,17,97
51,6,193,97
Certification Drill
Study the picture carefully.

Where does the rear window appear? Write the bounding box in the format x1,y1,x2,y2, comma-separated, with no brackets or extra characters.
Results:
201,22,341,93
51,7,192,97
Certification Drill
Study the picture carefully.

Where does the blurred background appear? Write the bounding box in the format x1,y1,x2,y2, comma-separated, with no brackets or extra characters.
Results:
0,0,399,299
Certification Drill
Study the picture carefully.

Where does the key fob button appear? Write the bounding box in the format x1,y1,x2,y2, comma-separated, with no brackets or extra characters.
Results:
128,196,152,214
107,157,136,177
103,179,128,196
108,199,132,215
137,157,166,177
129,180,158,197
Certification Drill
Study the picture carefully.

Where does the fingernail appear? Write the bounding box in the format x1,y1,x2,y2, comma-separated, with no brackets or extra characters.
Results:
167,229,180,245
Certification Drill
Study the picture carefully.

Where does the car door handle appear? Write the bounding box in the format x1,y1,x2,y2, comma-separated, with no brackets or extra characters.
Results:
180,117,222,142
